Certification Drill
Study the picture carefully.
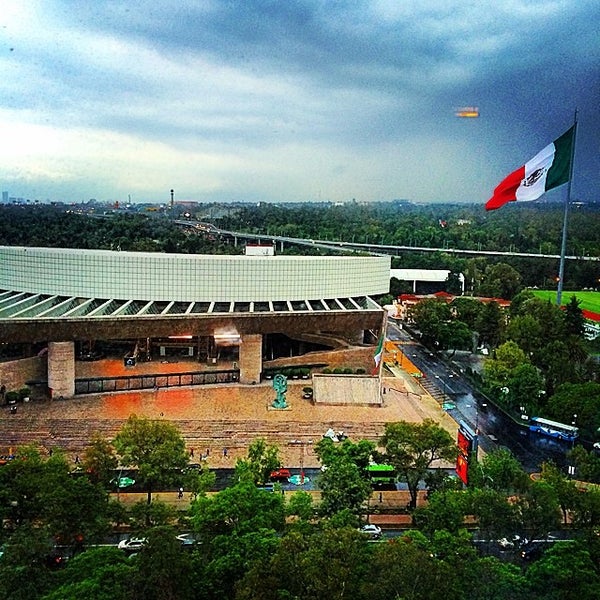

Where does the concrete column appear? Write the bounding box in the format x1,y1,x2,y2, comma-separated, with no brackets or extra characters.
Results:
239,334,262,385
48,341,75,399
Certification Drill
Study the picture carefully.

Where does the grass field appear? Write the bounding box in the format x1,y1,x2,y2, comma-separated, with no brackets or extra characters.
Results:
531,289,600,314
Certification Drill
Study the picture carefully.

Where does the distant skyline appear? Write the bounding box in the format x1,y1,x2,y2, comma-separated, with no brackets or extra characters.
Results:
1,1,598,205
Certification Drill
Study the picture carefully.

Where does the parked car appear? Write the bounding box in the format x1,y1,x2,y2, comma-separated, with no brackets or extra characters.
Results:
269,468,291,481
359,524,382,539
118,537,146,552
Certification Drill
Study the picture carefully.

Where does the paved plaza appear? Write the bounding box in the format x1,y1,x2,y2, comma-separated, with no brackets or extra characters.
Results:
0,350,459,469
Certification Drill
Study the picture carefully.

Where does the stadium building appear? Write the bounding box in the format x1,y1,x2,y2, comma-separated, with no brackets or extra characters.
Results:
0,246,390,399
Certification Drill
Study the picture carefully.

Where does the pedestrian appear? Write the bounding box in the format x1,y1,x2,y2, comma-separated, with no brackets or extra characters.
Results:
75,455,80,464
223,447,228,458
190,448,194,458
206,447,210,456
178,487,184,499
379,492,383,503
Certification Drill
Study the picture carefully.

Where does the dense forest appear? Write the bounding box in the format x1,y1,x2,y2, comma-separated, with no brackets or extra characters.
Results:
2,201,599,291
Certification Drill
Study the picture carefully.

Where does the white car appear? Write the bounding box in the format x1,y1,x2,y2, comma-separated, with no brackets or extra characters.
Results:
359,524,382,539
117,537,146,551
497,535,527,549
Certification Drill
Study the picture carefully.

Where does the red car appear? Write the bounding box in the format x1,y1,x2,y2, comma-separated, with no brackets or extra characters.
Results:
269,468,291,481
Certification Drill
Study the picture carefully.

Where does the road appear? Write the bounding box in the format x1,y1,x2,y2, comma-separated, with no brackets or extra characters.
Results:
386,320,570,473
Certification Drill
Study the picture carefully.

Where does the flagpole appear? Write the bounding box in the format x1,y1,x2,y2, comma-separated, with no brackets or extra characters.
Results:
556,109,578,306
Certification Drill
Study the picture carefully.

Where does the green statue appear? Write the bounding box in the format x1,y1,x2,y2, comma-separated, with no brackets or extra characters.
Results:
272,373,288,409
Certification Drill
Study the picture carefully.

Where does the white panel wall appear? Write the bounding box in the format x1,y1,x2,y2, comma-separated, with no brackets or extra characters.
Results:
0,247,391,303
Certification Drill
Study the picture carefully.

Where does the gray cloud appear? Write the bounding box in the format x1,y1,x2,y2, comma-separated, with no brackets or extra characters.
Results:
0,0,597,204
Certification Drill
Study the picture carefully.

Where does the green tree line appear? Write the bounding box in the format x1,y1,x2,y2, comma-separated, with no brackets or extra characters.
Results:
1,415,600,599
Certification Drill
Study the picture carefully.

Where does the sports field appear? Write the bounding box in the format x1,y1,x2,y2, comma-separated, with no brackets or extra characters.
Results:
531,289,600,314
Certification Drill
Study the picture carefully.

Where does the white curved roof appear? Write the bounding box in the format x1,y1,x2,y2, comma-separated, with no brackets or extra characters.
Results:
0,246,390,320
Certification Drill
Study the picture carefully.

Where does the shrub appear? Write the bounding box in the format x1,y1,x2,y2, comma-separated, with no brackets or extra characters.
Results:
5,391,19,404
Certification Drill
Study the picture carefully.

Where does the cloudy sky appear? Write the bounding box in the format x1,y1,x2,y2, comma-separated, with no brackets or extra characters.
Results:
1,1,598,205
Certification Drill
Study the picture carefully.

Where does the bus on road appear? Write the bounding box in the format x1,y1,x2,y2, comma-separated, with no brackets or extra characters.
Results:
366,463,397,488
528,417,579,443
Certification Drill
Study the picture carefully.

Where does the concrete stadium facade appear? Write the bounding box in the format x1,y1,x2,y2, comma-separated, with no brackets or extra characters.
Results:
0,247,390,398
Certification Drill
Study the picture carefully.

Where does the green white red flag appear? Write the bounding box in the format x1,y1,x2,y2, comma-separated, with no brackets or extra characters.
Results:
485,126,574,211
372,336,384,374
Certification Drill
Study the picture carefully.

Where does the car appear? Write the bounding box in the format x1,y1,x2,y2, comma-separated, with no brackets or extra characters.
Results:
176,533,198,547
359,524,382,539
117,537,147,551
497,535,528,549
269,468,292,481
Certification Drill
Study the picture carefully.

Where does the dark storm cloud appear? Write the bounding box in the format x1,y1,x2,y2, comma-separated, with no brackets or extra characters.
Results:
0,1,597,203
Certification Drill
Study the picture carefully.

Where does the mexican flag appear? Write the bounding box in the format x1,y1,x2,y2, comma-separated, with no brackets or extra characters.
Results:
485,125,574,211
372,336,384,374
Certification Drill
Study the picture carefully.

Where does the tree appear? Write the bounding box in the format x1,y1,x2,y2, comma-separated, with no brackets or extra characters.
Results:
546,382,600,441
412,489,468,535
472,447,530,494
482,341,529,398
506,363,544,415
317,456,372,518
568,445,600,485
380,419,458,509
563,295,586,337
190,481,285,537
0,446,109,547
314,437,375,472
82,433,118,488
363,532,452,600
41,547,136,600
525,542,600,599
563,296,585,337
463,557,527,600
538,462,580,525
468,488,520,544
409,298,452,348
113,415,189,505
132,526,194,600
285,490,315,524
475,301,505,349
451,297,484,330
515,480,562,541
479,262,522,300
235,438,281,486
439,319,472,354
187,480,285,599
0,524,55,600
238,527,372,600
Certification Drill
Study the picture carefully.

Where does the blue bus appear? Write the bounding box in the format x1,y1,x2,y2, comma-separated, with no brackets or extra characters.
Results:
528,417,578,443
